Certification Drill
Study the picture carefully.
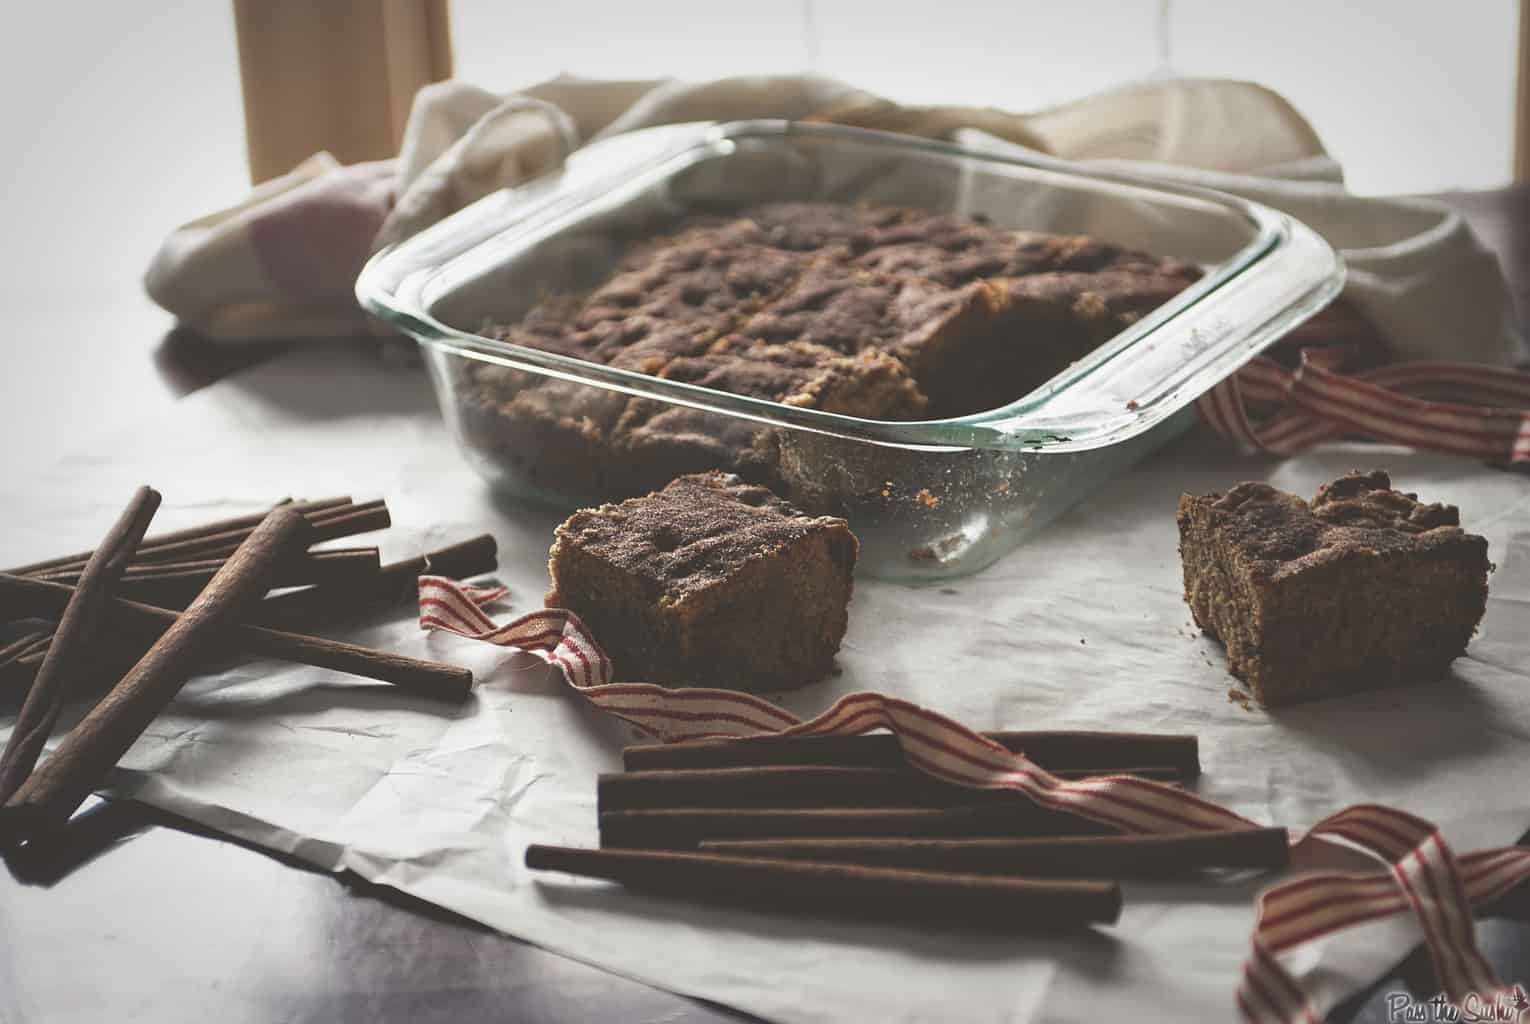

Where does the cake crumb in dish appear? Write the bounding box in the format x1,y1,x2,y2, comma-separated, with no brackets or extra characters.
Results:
907,532,967,565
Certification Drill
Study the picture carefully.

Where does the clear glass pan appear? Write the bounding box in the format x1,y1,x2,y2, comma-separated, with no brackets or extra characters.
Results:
359,120,1343,579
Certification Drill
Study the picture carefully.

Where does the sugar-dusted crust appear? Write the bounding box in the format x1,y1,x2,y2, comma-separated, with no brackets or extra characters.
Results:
606,340,928,496
778,346,928,420
733,262,915,355
470,201,1198,499
552,472,823,598
854,222,1199,286
546,471,858,690
723,258,992,404
739,201,918,253
1177,471,1491,706
1191,473,1479,584
670,338,928,419
1310,469,1461,531
998,270,1196,335
574,222,804,335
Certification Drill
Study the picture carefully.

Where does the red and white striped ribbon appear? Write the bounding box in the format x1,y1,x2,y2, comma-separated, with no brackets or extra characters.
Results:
1240,805,1530,1023
1199,351,1530,463
418,575,1530,1022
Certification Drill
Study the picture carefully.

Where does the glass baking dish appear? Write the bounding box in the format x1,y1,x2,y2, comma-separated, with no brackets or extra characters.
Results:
358,120,1342,580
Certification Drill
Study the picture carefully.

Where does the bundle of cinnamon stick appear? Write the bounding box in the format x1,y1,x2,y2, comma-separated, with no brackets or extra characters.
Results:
526,731,1289,931
0,489,498,845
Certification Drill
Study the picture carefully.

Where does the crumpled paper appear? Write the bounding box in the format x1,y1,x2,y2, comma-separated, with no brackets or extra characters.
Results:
4,347,1530,1022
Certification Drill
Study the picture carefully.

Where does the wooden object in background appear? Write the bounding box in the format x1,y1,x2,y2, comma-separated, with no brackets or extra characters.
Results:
1520,0,1530,180
233,0,453,183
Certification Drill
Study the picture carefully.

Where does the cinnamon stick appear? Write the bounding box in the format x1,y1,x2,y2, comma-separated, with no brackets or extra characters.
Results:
0,487,162,804
39,547,381,595
623,731,1200,777
13,642,48,665
0,574,473,701
125,499,388,565
598,803,1119,850
2,496,350,576
525,844,1122,929
130,546,377,582
699,828,1292,877
229,627,472,699
0,636,63,702
254,534,498,629
0,531,487,696
0,634,52,703
2,507,307,838
0,630,51,669
289,500,391,546
599,764,1181,814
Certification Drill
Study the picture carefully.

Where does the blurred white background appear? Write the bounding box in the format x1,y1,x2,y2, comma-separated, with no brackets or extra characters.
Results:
0,0,1517,313
453,0,1518,197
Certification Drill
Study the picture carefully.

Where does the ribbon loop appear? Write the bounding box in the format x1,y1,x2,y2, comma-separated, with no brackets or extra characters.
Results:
1201,346,1530,465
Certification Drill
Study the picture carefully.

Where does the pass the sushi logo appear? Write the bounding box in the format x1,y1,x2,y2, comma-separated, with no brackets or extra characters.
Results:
1385,986,1530,1022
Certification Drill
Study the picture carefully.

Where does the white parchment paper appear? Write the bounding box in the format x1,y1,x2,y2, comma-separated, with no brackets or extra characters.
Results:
4,348,1529,1022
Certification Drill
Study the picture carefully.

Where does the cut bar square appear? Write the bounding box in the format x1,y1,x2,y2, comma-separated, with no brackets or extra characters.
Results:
1177,471,1491,706
546,472,858,691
